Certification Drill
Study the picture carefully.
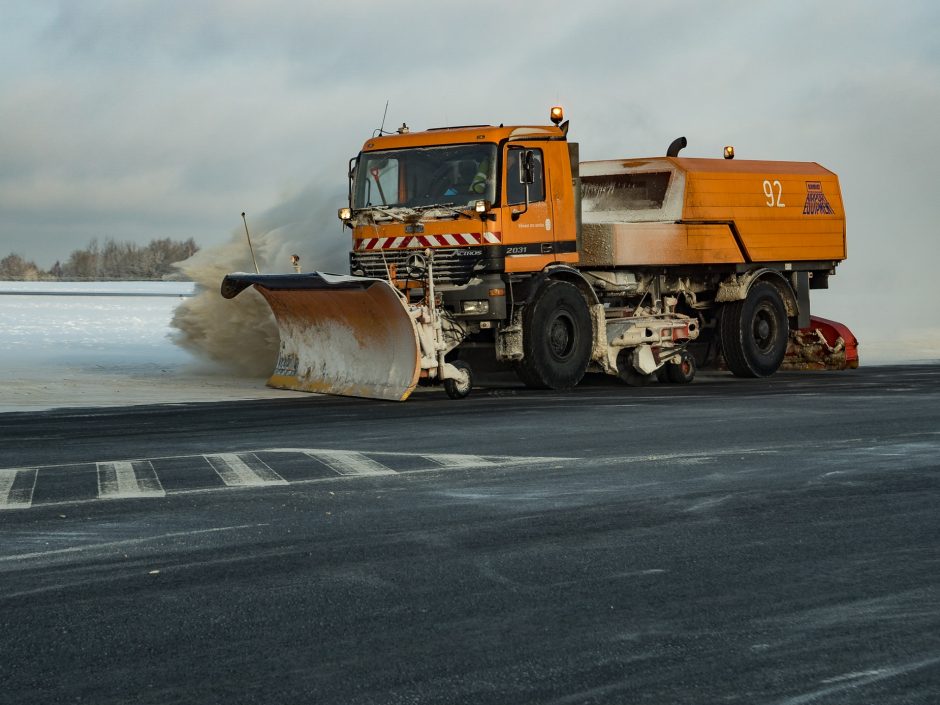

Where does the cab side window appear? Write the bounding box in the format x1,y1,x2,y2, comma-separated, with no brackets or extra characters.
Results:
506,148,545,205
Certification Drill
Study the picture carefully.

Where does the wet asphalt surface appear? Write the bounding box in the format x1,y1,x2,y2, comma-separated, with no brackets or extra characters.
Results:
1,365,939,704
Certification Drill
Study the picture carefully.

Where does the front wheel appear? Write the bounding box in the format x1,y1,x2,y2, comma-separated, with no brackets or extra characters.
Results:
720,281,789,377
443,360,473,399
514,280,592,390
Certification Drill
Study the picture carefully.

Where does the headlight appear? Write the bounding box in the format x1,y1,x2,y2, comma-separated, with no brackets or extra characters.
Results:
338,207,352,221
461,300,489,315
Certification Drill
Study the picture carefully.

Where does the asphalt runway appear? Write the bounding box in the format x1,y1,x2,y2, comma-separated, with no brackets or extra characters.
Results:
1,365,939,704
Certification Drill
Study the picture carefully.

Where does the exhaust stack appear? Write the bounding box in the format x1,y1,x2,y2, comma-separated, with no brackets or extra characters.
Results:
666,136,687,158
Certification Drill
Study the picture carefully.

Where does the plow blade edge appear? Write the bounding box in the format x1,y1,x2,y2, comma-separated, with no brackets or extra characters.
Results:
221,272,421,401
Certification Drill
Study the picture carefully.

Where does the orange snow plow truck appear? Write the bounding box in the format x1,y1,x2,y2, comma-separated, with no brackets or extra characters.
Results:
222,107,858,401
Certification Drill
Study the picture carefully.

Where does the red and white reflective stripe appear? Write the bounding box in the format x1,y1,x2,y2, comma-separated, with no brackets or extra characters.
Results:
356,232,502,251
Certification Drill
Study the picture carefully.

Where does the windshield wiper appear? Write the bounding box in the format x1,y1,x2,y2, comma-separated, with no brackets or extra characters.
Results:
416,203,474,220
364,205,410,222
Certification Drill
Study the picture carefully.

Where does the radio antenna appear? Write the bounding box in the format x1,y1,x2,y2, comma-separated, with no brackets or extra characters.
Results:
241,212,260,274
374,100,390,137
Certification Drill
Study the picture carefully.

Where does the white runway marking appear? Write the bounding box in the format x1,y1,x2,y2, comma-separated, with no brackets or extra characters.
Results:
0,469,18,505
0,448,577,510
97,461,165,499
308,450,397,476
0,468,37,510
205,453,287,486
424,454,494,468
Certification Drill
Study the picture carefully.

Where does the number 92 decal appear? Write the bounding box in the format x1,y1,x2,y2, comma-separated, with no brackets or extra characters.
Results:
763,179,785,208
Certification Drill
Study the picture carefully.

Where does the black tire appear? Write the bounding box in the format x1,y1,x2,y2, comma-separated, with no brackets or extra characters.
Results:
616,348,654,387
720,281,789,377
665,352,696,384
514,280,592,390
513,359,544,389
443,360,473,399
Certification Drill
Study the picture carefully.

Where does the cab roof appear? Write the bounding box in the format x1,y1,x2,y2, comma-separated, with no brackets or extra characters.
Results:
360,124,566,152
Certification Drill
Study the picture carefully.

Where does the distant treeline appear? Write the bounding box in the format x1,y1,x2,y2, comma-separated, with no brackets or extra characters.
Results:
0,238,198,281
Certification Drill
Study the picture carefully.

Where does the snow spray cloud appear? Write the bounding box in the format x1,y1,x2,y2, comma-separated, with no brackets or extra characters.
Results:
170,183,348,376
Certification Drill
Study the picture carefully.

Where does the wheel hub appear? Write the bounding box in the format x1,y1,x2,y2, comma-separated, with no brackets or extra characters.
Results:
549,314,574,359
753,308,776,352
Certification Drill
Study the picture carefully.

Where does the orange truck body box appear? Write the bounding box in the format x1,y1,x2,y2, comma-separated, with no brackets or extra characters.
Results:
578,157,846,267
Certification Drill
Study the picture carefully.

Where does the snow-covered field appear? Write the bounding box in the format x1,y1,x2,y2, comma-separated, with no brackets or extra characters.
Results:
1,281,937,414
0,281,304,413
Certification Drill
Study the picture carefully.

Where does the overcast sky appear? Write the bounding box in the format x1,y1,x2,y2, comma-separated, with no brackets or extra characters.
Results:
2,0,938,344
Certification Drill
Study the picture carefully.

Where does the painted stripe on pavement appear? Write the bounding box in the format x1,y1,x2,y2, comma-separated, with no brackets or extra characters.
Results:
0,469,15,504
308,450,397,476
205,453,288,486
0,468,37,509
424,454,494,468
97,461,165,499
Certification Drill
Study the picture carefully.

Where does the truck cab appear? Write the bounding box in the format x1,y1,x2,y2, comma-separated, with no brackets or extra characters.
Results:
342,121,580,325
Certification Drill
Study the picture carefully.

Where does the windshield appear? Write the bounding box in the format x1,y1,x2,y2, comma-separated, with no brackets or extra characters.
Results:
353,144,497,211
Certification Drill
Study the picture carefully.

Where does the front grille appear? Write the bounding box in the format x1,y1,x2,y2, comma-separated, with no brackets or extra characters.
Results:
349,247,484,287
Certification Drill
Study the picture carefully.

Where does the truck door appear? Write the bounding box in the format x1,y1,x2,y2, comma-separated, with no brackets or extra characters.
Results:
502,145,556,273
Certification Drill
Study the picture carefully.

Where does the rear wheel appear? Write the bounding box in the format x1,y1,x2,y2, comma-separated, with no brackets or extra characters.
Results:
720,281,789,377
443,360,473,399
514,280,592,390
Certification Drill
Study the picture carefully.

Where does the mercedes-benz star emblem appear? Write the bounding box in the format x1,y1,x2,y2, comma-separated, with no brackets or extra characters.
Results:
405,253,427,275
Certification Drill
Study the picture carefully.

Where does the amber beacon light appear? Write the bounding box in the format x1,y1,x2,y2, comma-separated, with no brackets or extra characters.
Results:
550,106,564,125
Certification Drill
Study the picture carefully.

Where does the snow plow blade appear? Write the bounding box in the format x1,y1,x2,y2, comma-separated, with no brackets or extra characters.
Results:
221,272,421,401
783,315,860,371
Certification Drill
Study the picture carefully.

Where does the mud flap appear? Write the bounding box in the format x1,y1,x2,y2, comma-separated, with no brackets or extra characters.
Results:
221,272,421,401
